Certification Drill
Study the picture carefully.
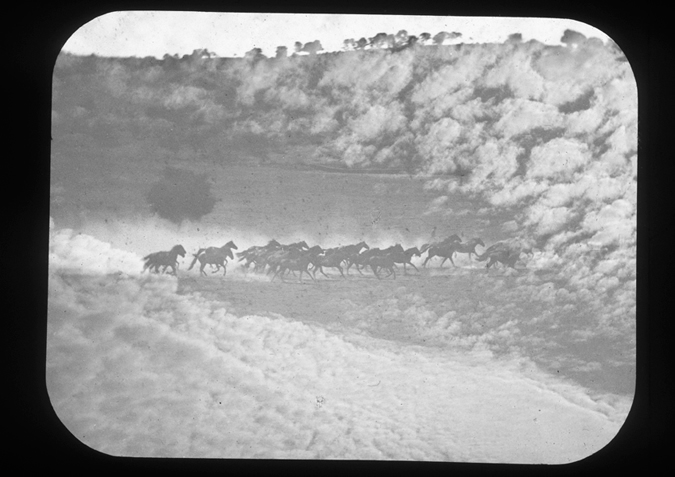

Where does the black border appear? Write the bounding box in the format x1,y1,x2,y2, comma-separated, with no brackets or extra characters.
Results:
11,0,670,475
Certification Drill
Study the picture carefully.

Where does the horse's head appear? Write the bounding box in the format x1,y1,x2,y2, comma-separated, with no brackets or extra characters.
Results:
445,234,462,243
226,240,238,250
268,239,281,248
392,244,404,252
298,240,309,249
358,241,369,250
472,238,485,248
174,245,187,257
407,247,421,257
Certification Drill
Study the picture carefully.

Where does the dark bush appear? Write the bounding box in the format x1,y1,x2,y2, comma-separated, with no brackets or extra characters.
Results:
146,166,217,223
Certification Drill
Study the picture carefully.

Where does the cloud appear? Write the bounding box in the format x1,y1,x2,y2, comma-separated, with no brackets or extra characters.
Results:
458,138,521,192
349,103,406,141
317,49,414,100
48,267,630,462
412,46,499,105
526,137,590,180
581,199,635,247
49,226,143,276
414,117,462,171
494,98,564,138
524,204,573,236
482,46,545,100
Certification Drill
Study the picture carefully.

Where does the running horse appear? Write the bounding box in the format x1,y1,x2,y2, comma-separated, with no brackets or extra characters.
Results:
271,252,316,282
423,237,485,267
142,245,187,275
475,242,526,270
390,246,422,274
419,234,461,255
188,241,238,276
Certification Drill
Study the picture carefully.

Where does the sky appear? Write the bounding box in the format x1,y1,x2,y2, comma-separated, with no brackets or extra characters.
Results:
60,11,613,58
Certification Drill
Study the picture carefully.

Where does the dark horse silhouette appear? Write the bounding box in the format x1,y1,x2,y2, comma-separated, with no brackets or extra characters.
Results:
423,238,485,267
188,241,238,276
310,249,349,279
419,234,461,254
271,253,315,282
475,242,523,269
142,245,187,275
236,240,281,272
365,255,397,279
390,246,422,274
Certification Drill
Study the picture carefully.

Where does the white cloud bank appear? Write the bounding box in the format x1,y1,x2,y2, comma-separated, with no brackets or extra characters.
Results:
49,217,143,276
47,227,631,463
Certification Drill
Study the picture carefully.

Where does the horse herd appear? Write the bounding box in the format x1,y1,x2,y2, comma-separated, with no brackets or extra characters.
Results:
141,234,530,281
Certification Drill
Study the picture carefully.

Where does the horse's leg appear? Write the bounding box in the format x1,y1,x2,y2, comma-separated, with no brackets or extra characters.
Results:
337,265,345,279
319,267,330,279
200,261,207,277
409,261,419,272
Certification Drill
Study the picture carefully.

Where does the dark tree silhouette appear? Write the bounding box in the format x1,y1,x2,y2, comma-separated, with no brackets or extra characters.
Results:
146,167,217,223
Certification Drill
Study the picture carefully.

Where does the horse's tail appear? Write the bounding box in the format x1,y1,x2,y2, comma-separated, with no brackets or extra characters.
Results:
188,254,200,270
475,251,489,261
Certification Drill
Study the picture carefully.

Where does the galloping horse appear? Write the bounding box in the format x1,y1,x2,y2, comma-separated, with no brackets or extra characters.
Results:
487,251,519,269
390,246,422,274
271,253,315,282
142,245,187,275
256,241,310,275
329,241,369,275
365,255,397,279
348,244,401,275
475,242,523,270
188,241,238,276
310,250,349,279
237,240,281,272
419,234,461,254
423,238,485,267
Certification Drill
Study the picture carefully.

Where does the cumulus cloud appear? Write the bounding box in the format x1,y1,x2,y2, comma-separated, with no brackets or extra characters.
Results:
494,98,564,138
49,220,143,276
482,47,545,100
48,264,629,462
582,199,635,247
526,137,590,180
